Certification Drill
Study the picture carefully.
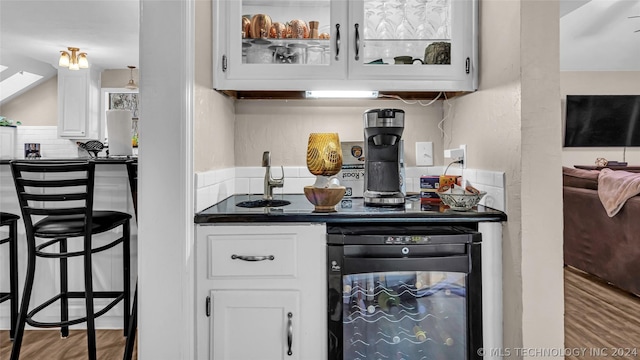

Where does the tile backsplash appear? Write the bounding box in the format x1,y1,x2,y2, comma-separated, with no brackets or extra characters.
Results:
195,166,506,213
13,126,78,158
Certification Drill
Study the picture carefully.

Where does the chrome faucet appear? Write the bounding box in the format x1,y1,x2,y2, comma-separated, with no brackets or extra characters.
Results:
262,151,284,200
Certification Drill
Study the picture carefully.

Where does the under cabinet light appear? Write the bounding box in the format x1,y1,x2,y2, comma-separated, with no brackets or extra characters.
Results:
305,90,379,99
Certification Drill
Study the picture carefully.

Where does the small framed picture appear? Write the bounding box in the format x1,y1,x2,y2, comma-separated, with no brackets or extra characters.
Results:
24,143,41,159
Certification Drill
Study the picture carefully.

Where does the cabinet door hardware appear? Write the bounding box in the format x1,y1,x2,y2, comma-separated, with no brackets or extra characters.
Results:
354,24,360,61
222,55,227,72
206,296,211,317
287,312,293,356
335,24,341,61
231,254,275,261
466,57,470,74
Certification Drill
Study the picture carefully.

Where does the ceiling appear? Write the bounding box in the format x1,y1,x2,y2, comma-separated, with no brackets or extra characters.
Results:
0,0,139,103
0,0,638,103
1,0,139,70
560,0,640,71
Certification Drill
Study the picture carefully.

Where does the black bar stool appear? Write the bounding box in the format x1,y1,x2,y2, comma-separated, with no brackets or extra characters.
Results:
123,160,137,360
10,160,132,360
0,212,20,340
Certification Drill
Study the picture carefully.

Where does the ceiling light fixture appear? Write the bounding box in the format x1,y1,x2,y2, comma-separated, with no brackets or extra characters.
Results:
125,66,138,89
59,47,88,70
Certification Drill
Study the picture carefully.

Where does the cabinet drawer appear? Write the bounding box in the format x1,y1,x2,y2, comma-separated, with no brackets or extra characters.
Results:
207,234,297,279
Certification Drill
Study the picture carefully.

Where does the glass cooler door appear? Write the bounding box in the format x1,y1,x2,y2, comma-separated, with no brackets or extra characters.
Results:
343,271,467,360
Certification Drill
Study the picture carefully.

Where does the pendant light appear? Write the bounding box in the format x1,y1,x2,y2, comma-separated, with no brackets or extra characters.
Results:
125,65,138,89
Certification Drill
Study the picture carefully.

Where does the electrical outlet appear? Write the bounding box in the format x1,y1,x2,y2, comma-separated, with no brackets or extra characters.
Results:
415,142,433,166
444,144,467,169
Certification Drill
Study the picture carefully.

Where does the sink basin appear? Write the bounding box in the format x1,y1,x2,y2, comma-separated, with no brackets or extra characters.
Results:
236,199,291,208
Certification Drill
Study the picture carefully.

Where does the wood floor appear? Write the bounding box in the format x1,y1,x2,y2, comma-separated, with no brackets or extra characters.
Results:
564,266,640,359
1,267,638,359
0,329,136,360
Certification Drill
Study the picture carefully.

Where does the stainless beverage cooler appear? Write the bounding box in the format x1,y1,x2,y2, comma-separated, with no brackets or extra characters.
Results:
327,225,483,360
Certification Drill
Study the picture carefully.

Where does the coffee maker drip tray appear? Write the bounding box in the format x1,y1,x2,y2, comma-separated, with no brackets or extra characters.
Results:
364,191,405,207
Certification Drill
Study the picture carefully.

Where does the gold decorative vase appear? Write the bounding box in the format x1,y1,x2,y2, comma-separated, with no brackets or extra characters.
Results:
305,133,345,212
306,133,343,176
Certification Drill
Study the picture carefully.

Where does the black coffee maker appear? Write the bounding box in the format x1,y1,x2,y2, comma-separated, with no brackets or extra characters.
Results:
363,108,405,206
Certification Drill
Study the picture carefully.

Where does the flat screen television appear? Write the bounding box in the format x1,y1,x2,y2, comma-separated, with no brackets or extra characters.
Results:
564,95,640,147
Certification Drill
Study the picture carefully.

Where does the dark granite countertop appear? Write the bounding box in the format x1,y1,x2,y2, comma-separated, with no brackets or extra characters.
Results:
0,157,137,165
195,194,507,224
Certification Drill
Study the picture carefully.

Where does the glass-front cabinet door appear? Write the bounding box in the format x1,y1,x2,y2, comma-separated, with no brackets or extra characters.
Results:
348,0,476,90
212,0,477,92
214,0,348,90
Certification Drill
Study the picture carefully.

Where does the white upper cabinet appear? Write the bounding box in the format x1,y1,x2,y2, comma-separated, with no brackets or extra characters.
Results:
57,67,101,139
213,0,477,92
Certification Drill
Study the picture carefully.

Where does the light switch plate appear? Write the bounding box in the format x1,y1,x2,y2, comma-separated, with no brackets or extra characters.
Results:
416,141,433,166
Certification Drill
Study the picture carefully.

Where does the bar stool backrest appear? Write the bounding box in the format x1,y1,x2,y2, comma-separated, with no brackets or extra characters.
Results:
10,161,96,237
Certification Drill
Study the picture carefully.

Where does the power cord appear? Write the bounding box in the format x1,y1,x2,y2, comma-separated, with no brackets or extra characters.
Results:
438,92,452,147
378,92,443,107
443,159,463,175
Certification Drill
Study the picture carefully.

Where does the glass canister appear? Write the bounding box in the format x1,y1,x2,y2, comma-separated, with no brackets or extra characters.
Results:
286,43,308,64
306,45,324,65
246,38,273,64
270,45,288,64
242,42,251,63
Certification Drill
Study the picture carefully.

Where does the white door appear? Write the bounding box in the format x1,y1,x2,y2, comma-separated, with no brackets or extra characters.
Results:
211,290,301,360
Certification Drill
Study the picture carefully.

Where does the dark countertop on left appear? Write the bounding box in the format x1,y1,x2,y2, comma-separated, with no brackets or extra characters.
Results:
0,157,137,165
195,194,507,224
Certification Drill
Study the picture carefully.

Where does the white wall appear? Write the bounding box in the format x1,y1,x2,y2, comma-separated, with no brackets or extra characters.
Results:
101,68,139,89
193,0,236,172
561,71,640,167
443,0,564,357
138,0,195,359
0,76,58,126
234,99,444,167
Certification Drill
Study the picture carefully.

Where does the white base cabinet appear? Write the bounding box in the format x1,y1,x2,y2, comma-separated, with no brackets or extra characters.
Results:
196,223,327,360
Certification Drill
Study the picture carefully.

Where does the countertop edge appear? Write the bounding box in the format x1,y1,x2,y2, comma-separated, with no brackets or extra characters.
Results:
194,214,507,224
0,158,137,165
194,197,507,224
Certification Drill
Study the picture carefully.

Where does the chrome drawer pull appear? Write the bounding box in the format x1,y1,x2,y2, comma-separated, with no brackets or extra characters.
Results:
230,254,275,262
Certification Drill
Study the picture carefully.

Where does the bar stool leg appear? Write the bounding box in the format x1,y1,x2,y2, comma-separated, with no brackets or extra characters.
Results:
83,237,98,360
123,282,137,360
123,220,131,335
8,219,18,340
60,238,69,338
10,240,37,360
